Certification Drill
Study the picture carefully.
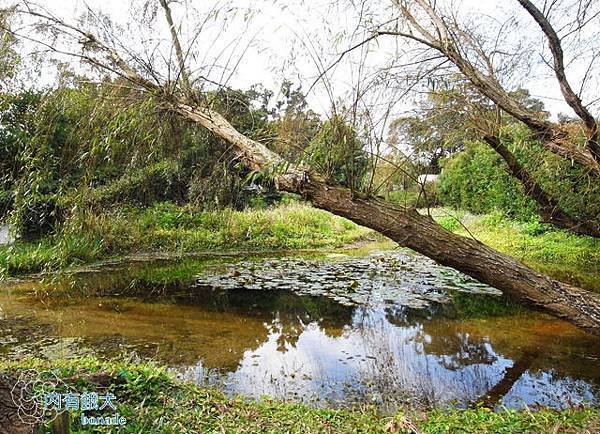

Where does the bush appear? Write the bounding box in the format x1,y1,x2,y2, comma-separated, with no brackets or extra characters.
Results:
387,182,441,208
304,116,368,190
84,160,184,208
438,141,538,219
438,125,600,223
0,189,13,220
18,195,60,238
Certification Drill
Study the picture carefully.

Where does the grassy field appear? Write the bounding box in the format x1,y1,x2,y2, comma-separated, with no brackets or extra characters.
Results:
3,357,598,434
0,202,373,277
432,209,600,291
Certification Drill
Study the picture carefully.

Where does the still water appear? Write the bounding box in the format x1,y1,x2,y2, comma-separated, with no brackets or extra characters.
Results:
0,246,598,412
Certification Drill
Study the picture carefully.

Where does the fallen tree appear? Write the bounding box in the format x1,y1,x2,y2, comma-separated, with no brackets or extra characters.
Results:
7,1,600,336
178,104,600,335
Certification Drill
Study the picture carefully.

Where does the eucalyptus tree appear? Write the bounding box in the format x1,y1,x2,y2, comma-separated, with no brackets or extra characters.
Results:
3,0,599,335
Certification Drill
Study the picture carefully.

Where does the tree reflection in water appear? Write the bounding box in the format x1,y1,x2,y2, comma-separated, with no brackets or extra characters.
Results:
1,256,598,412
179,298,599,412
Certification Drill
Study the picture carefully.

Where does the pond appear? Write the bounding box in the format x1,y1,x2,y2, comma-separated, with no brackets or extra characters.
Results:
0,245,598,413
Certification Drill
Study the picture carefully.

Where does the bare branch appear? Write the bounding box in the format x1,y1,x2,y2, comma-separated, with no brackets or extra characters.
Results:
517,0,600,163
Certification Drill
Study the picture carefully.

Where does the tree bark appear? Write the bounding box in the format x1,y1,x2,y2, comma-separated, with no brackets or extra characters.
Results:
483,135,600,237
176,103,600,336
517,0,600,164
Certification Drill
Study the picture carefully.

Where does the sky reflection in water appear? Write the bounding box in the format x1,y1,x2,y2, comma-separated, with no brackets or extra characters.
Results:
178,301,599,411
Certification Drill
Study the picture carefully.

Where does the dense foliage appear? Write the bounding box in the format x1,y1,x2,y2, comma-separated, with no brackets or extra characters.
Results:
438,124,600,221
437,141,536,219
0,80,374,238
304,115,369,191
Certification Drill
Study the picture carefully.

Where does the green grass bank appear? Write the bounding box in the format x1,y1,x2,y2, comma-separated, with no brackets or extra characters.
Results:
0,202,373,277
2,357,598,434
1,204,598,291
433,209,600,291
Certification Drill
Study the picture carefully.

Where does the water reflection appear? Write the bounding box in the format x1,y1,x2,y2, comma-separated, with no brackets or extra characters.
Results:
176,301,598,411
0,252,598,412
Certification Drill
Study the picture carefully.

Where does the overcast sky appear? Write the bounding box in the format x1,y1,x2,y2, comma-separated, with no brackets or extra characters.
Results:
6,0,599,121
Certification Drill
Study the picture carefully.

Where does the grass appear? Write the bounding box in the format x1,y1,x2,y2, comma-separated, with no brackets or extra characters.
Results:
432,209,600,291
421,406,599,433
2,203,598,290
136,202,370,251
2,357,598,433
0,202,374,277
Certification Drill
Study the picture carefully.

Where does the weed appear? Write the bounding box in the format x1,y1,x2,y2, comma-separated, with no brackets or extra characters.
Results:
1,357,597,434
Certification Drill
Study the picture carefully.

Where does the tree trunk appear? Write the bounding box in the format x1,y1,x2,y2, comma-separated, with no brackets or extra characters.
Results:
483,135,600,238
176,103,600,336
516,0,600,165
295,180,600,335
391,0,600,176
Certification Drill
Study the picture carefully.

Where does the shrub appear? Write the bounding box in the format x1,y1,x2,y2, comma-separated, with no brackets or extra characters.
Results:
84,160,184,208
438,124,600,223
387,182,441,209
304,116,369,190
0,189,12,220
438,141,537,219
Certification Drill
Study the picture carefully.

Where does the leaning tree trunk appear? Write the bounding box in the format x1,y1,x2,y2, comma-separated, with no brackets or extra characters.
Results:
295,180,600,335
15,0,600,334
177,103,600,336
483,135,600,238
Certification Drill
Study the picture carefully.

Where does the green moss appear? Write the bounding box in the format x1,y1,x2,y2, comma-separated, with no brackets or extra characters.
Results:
1,357,597,433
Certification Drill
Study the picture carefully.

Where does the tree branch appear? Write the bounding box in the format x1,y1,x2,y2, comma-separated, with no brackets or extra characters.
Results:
483,135,600,237
390,0,600,175
158,0,192,99
517,0,600,163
